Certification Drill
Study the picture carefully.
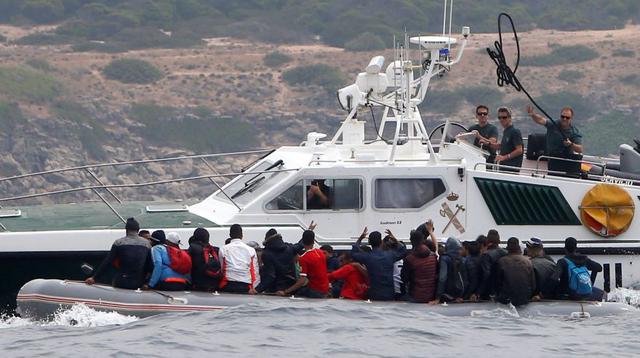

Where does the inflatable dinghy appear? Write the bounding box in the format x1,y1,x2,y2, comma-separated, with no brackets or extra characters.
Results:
17,279,637,320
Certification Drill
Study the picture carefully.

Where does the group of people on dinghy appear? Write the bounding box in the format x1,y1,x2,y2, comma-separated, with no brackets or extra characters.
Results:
85,217,605,306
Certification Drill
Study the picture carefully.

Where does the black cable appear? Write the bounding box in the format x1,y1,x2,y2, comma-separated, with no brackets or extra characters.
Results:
368,105,391,144
486,12,566,139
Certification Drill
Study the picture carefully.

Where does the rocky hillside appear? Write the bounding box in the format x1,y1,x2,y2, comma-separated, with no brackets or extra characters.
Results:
0,24,638,205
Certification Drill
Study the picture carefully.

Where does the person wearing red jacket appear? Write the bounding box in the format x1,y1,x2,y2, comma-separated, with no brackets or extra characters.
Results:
328,252,368,300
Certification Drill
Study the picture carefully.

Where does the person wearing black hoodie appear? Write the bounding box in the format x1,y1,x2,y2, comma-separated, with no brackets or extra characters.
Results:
556,237,604,301
430,237,467,304
188,228,221,291
478,229,508,300
85,218,152,289
402,231,438,303
525,237,558,299
255,229,304,294
463,239,483,301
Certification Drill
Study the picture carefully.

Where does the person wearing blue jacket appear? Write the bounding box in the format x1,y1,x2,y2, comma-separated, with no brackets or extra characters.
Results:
351,227,407,301
148,231,190,291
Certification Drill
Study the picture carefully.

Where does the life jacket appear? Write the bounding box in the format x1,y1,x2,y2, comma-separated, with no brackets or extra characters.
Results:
166,245,192,275
565,258,592,298
203,245,222,278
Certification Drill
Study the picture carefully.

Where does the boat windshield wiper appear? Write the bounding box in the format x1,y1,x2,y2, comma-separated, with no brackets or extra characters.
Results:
230,159,284,199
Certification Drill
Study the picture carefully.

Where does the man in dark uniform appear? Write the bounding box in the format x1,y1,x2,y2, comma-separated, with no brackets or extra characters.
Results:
468,105,499,164
527,105,583,173
494,107,524,173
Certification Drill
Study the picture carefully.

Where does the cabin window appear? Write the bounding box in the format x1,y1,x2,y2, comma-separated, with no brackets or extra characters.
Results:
266,178,363,211
374,178,446,209
266,180,304,210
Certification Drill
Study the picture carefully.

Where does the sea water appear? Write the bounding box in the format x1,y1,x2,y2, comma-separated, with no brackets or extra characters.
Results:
2,288,640,358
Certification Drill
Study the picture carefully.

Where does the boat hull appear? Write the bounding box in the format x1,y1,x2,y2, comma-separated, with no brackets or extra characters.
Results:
17,279,636,320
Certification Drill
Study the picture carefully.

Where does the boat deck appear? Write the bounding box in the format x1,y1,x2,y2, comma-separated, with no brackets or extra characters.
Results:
0,201,216,232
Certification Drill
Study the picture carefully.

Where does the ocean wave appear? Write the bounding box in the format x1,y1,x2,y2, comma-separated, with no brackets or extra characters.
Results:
0,304,138,329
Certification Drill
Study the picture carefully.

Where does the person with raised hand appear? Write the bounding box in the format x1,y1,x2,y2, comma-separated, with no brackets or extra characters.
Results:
351,226,407,301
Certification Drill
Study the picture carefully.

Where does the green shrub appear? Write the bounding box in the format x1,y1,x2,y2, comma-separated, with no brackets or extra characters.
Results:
282,64,347,93
620,74,640,87
456,86,505,107
419,90,462,114
72,41,128,53
0,66,62,102
20,0,65,24
15,32,74,45
0,101,25,134
102,59,164,84
344,32,386,52
25,58,55,72
581,111,640,156
612,49,635,57
52,101,107,160
521,45,599,66
535,91,597,119
129,103,256,153
263,51,292,68
557,70,584,82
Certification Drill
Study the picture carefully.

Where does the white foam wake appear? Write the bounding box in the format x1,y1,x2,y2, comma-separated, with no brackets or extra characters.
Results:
1,304,138,328
607,287,640,307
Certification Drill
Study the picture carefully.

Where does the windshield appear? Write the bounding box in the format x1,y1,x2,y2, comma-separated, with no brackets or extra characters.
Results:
215,160,285,206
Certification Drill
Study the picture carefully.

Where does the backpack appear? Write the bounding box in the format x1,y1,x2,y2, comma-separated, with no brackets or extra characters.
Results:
166,245,192,275
565,258,592,297
203,245,221,278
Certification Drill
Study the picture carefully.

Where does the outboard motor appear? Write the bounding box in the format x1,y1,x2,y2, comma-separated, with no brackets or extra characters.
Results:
620,143,640,174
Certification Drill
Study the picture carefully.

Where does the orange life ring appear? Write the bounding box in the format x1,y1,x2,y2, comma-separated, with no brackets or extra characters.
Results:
579,183,635,237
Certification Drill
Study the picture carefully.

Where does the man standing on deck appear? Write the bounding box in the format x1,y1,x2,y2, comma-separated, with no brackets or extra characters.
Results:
85,218,151,289
527,105,583,173
469,105,499,164
219,224,260,294
494,107,524,172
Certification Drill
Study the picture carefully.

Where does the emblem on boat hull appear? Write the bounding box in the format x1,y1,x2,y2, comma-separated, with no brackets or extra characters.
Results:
446,192,459,201
439,203,465,234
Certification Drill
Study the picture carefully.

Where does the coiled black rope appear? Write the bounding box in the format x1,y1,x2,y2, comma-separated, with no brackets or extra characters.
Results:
486,12,565,137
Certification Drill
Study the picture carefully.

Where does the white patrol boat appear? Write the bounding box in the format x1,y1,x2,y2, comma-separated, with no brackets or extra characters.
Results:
2,12,640,311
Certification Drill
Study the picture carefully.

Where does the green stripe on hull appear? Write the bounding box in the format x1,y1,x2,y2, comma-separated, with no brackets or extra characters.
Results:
474,177,581,225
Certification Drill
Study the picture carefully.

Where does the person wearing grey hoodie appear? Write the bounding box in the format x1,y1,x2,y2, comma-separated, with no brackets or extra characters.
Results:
430,237,467,304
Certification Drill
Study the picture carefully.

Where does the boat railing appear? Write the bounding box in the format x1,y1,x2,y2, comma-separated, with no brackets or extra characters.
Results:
474,160,640,186
0,149,274,227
